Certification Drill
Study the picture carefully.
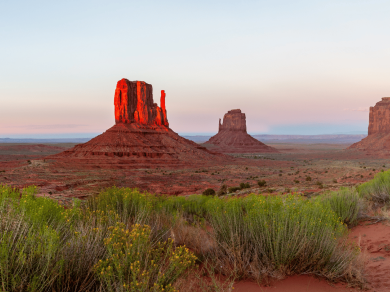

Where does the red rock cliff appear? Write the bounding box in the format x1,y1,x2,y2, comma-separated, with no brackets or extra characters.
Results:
368,97,390,135
219,109,247,132
114,79,168,127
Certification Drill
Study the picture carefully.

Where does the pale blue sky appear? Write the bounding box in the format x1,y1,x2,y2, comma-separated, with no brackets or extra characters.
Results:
1,0,390,137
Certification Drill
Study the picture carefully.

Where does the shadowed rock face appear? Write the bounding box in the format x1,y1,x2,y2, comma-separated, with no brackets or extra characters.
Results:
219,109,246,132
349,97,390,153
114,79,168,127
368,98,390,135
204,109,278,153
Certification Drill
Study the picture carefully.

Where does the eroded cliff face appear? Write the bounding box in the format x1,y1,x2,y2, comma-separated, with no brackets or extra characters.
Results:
114,79,168,127
219,109,247,132
368,97,390,135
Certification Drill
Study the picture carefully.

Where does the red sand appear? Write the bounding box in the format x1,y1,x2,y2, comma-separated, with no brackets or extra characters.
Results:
349,221,390,292
234,275,352,292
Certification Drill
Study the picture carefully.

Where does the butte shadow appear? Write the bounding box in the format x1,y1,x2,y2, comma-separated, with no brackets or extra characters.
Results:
47,79,227,169
203,109,278,154
348,97,390,155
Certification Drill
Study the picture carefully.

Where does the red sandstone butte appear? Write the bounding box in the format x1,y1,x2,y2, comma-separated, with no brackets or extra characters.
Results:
204,109,278,153
348,97,390,153
114,79,168,127
48,79,225,168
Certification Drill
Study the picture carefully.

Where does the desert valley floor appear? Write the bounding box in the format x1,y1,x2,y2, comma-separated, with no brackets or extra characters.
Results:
1,141,390,291
0,142,389,202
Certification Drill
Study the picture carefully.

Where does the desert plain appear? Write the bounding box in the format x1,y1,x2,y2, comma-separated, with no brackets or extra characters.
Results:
1,138,390,291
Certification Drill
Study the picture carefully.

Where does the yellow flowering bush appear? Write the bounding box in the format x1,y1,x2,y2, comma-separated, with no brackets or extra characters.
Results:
95,223,197,292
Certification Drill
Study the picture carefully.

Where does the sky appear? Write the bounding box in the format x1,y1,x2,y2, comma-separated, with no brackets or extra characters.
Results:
1,0,390,137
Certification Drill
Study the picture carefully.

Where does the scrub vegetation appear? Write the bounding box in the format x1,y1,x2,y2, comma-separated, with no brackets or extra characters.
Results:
2,172,385,291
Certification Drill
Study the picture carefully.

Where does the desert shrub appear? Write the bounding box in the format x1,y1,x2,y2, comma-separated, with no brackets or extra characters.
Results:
333,179,338,183
358,170,390,203
316,181,324,189
316,188,362,226
94,223,196,292
240,182,250,189
257,180,266,187
294,180,299,184
0,185,197,292
0,206,63,292
202,188,216,196
204,194,362,283
0,184,366,289
86,186,155,225
228,186,241,193
306,176,312,181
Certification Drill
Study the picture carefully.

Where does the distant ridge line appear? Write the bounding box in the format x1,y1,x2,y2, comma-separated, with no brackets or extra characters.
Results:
0,138,92,143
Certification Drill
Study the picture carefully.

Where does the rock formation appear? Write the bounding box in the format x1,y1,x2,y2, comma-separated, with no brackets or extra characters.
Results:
204,109,278,153
49,79,226,168
114,79,168,126
348,97,390,153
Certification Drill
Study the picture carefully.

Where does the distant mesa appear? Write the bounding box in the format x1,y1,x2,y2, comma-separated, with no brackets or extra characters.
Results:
203,109,278,153
49,79,224,168
348,97,390,153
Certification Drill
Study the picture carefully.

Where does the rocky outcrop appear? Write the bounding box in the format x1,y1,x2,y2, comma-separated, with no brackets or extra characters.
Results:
204,109,278,153
50,78,226,168
348,97,390,153
368,97,390,135
219,109,246,132
114,79,168,127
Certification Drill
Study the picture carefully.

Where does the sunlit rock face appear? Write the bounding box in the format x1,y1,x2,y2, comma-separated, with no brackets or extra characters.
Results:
205,109,278,153
114,79,168,127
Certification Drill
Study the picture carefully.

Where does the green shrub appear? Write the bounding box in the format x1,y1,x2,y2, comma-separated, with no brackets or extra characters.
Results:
316,188,361,226
228,186,241,193
202,188,216,196
0,207,63,292
0,184,365,289
0,185,197,291
204,194,361,283
257,180,266,187
358,170,390,203
240,182,250,189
